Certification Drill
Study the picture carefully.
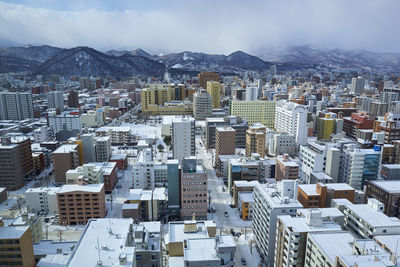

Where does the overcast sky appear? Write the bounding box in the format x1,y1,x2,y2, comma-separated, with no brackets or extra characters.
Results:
0,0,399,55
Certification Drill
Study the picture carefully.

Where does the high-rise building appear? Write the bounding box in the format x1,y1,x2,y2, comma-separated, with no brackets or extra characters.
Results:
275,100,308,146
48,111,82,135
351,77,365,94
339,145,380,190
180,157,207,220
275,210,341,267
167,159,180,215
0,136,25,189
193,90,212,120
81,133,96,163
47,91,64,112
275,154,299,180
229,100,276,128
0,225,35,267
252,180,302,266
205,116,248,149
53,144,80,184
0,92,33,120
57,184,106,225
270,65,277,76
95,136,111,162
245,123,266,158
198,71,219,89
245,85,258,101
215,127,236,170
172,117,195,162
206,81,221,109
67,90,79,108
370,101,388,117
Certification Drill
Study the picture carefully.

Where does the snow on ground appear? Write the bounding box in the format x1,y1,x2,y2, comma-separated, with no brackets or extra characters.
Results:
236,233,264,267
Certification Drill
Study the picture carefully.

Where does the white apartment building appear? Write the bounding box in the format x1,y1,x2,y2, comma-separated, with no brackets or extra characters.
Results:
351,76,365,94
245,85,258,101
0,92,34,120
172,117,195,162
96,126,131,144
48,111,82,134
95,136,111,162
269,132,296,156
47,91,64,111
65,164,104,185
252,180,303,266
275,100,308,146
343,201,400,238
33,126,54,143
132,148,168,190
81,109,104,127
25,187,60,215
275,209,341,267
193,91,212,120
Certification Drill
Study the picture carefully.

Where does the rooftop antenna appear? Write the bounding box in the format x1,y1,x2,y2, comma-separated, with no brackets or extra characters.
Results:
97,236,102,265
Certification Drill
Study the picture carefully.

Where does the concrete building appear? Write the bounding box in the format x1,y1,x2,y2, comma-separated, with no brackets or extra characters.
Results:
110,153,128,170
366,180,400,218
0,225,35,267
268,132,296,157
172,117,195,162
47,91,64,112
81,133,96,163
66,164,104,185
245,123,266,158
370,101,388,117
95,136,111,162
193,90,212,120
343,201,400,238
317,114,343,140
342,112,374,139
25,187,60,215
166,220,236,266
205,116,248,149
133,149,157,190
9,213,43,243
67,90,79,108
0,136,26,189
66,218,162,267
53,144,80,184
48,111,82,135
167,160,180,215
238,192,253,220
180,157,207,220
198,71,219,89
206,81,221,109
215,127,236,171
297,183,355,208
125,188,167,221
81,109,104,127
275,209,341,267
229,100,276,128
227,157,261,192
252,181,303,266
351,77,365,94
33,126,54,143
275,154,299,181
57,184,106,225
0,92,34,120
339,145,380,190
96,126,131,145
275,100,308,146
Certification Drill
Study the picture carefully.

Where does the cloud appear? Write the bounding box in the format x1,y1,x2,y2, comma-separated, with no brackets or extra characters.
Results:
0,0,399,55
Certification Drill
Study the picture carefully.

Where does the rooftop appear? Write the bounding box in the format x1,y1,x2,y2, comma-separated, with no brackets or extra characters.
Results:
53,144,78,154
279,213,341,233
58,184,104,194
309,232,354,264
167,221,215,243
0,225,29,239
67,219,135,266
238,191,254,203
184,238,218,262
345,204,400,228
370,180,400,193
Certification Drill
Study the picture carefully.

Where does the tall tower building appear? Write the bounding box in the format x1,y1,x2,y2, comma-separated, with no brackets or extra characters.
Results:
0,92,33,120
198,71,219,89
275,101,308,146
81,134,96,163
351,77,365,95
67,90,79,108
47,91,64,112
95,136,111,162
215,127,236,169
193,90,212,120
207,81,221,109
172,117,195,162
245,123,266,158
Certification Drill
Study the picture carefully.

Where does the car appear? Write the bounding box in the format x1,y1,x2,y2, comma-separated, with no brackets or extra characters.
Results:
241,258,247,265
224,211,228,217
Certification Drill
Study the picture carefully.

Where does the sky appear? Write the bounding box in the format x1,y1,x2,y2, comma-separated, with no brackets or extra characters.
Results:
0,0,399,56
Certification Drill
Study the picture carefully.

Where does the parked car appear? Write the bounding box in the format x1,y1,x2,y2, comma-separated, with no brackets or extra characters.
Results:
241,258,247,265
224,211,228,217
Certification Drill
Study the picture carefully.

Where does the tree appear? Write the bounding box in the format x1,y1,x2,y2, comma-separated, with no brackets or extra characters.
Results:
163,136,172,146
157,144,164,152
